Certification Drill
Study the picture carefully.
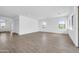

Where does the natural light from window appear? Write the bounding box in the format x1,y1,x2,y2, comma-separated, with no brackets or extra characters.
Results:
0,23,6,27
58,21,65,29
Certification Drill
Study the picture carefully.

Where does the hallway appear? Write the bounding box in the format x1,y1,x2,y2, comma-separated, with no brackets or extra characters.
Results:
0,32,79,53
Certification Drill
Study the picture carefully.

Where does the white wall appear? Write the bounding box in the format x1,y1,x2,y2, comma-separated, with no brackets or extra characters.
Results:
12,16,19,33
19,15,39,35
67,7,78,47
39,16,67,34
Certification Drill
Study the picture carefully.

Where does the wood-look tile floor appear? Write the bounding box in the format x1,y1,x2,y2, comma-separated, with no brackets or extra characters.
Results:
0,32,79,53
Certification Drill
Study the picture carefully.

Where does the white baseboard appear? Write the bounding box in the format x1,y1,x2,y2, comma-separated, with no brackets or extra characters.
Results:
18,31,39,35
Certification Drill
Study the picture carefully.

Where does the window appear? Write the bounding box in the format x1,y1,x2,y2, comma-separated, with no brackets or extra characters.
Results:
58,21,65,29
42,22,47,26
0,19,6,28
0,23,6,28
42,21,47,29
0,23,6,27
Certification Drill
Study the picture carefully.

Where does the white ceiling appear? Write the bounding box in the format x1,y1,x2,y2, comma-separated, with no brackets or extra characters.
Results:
0,6,74,19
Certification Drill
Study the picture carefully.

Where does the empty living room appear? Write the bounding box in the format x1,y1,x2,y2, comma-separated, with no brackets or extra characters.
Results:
0,6,79,53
